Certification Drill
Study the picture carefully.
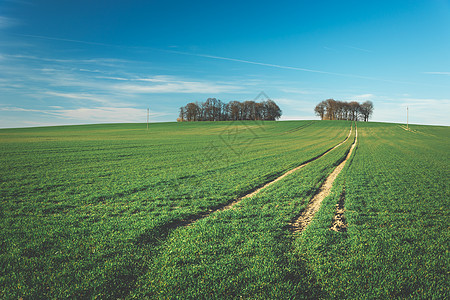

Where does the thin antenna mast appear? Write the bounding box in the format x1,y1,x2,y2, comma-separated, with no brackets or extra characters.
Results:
407,106,409,130
147,107,149,130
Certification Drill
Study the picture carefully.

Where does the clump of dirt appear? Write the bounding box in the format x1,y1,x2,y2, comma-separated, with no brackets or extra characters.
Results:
330,190,347,232
399,125,417,133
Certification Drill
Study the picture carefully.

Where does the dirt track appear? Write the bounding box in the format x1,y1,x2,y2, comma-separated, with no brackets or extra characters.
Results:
197,126,353,218
182,125,354,227
290,125,358,233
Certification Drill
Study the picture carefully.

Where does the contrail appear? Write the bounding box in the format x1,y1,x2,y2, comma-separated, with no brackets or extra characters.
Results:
172,50,411,83
15,33,117,47
168,50,335,75
14,33,414,84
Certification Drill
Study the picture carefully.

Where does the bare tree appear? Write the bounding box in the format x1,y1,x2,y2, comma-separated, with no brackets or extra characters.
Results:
349,101,360,121
324,99,337,120
314,101,326,120
179,98,283,121
178,106,185,122
359,101,374,122
265,100,282,120
314,99,373,121
185,102,200,121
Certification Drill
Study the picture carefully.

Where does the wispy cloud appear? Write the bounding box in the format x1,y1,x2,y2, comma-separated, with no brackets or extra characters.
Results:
5,53,129,65
0,51,247,127
1,106,167,124
400,97,450,107
9,33,425,86
0,106,50,113
169,50,341,75
279,88,315,95
423,71,450,75
54,107,167,122
345,45,372,53
14,33,119,48
371,97,450,126
165,50,418,85
115,76,241,94
0,16,18,29
2,53,243,96
350,94,375,101
44,91,116,106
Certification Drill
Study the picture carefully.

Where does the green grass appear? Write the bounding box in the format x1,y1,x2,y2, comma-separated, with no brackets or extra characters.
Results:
1,121,448,299
0,120,349,298
297,122,449,299
131,123,356,299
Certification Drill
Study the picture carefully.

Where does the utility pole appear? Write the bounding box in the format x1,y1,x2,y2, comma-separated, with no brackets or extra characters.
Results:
147,107,149,130
406,106,409,130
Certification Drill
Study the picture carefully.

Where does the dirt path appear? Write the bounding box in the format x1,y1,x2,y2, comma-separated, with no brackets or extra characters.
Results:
182,125,353,226
290,125,358,233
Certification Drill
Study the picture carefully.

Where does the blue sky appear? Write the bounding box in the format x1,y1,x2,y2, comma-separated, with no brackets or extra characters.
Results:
0,0,449,127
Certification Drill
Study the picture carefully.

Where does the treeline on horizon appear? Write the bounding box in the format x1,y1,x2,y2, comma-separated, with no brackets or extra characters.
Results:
315,99,374,121
178,98,282,121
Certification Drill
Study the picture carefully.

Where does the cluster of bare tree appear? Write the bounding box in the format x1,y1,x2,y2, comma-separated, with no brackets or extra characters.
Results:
178,98,282,121
314,99,374,121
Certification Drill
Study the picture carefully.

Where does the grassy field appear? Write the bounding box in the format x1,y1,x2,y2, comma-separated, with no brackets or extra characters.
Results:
298,122,449,298
0,121,448,298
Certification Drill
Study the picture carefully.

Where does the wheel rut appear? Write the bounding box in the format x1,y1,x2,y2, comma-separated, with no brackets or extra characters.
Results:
136,125,353,248
179,125,353,227
290,125,358,234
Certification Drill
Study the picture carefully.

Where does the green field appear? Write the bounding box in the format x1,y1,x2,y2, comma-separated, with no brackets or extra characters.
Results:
0,121,448,299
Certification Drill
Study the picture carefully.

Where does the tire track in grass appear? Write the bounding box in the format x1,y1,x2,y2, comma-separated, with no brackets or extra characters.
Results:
136,125,353,246
183,125,353,225
290,125,358,233
279,121,315,135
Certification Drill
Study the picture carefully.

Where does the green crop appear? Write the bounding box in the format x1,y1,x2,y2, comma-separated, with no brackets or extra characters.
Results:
1,121,447,299
132,123,356,299
297,122,449,299
0,121,349,298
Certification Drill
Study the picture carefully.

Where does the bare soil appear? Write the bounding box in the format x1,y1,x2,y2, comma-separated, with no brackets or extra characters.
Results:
330,189,347,232
399,125,417,133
